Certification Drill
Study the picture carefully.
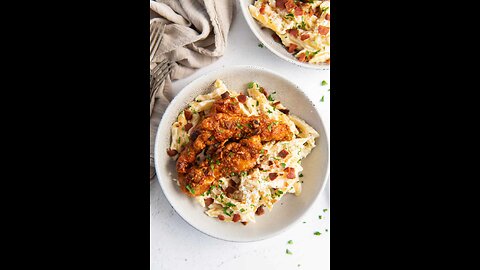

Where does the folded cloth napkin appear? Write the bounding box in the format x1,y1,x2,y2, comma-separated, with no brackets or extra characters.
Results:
150,0,235,179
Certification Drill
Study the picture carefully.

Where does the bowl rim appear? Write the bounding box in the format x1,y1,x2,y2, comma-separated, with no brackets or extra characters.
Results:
154,65,330,242
237,0,330,71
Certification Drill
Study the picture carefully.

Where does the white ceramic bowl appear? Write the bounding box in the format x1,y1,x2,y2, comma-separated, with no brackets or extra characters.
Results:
238,0,330,70
154,66,329,242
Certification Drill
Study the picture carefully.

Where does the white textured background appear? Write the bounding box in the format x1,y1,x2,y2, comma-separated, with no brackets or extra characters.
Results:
151,2,330,269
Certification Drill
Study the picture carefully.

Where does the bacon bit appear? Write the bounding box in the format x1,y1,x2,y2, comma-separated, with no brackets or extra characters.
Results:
255,206,265,216
229,179,237,187
263,149,268,155
279,109,290,115
294,6,303,16
268,160,273,166
278,149,289,158
272,101,281,106
204,198,214,207
232,214,241,222
284,167,296,179
184,110,192,120
259,87,268,97
272,33,281,43
285,0,295,10
237,94,247,103
297,52,307,62
288,28,299,38
184,123,193,132
269,173,278,180
288,43,297,53
218,215,225,221
259,4,266,14
325,13,330,20
326,59,331,64
276,0,287,9
241,221,248,225
166,148,178,156
308,7,315,16
300,34,310,41
226,186,236,194
318,25,330,35
221,91,230,99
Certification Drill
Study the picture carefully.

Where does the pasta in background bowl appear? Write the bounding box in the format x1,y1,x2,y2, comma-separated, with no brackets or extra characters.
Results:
154,66,329,241
239,0,330,70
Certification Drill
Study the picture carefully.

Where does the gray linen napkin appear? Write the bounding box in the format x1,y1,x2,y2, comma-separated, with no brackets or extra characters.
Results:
150,0,235,179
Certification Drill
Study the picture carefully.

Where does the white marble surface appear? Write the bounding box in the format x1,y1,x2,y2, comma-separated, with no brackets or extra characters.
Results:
150,3,330,269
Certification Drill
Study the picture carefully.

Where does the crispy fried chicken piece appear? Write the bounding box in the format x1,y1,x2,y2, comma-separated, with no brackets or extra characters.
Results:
179,136,263,197
176,113,293,173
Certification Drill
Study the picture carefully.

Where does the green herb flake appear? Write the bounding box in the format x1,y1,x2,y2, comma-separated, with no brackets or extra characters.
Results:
185,184,195,195
177,137,181,144
267,123,273,131
241,171,247,177
323,208,328,212
287,240,293,244
248,82,255,88
225,202,236,208
299,173,304,177
314,231,321,236
319,215,322,220
229,152,234,158
240,208,245,212
321,80,328,86
256,100,259,106
210,164,215,171
258,43,264,48
285,13,294,19
216,160,220,165
267,109,273,114
267,92,276,101
230,172,236,176
281,163,286,168
286,249,293,255
320,96,324,102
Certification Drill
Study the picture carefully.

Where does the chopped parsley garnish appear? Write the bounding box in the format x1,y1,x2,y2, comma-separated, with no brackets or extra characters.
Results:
229,152,234,158
223,207,233,217
321,80,328,86
285,13,294,19
236,123,243,129
320,96,324,102
299,173,304,177
248,82,255,88
231,172,236,176
322,6,329,13
225,202,236,208
281,163,286,168
206,185,213,195
240,171,247,177
287,240,293,244
177,137,181,144
267,123,273,131
286,249,293,255
323,208,328,212
185,184,195,195
267,109,273,114
247,123,253,129
314,231,321,236
256,100,259,106
267,92,276,101
260,149,265,154
278,190,284,194
220,194,224,200
240,208,245,212
258,43,264,48
216,160,220,165
210,164,215,171
319,215,322,219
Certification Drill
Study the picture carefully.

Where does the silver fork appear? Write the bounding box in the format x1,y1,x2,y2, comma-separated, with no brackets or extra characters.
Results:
150,58,173,100
150,19,166,63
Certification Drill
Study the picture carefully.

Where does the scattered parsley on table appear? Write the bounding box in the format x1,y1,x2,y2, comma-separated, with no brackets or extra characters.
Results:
258,43,264,48
288,240,293,244
320,96,324,102
323,208,328,212
286,249,293,255
321,80,328,86
314,231,321,236
318,215,322,219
